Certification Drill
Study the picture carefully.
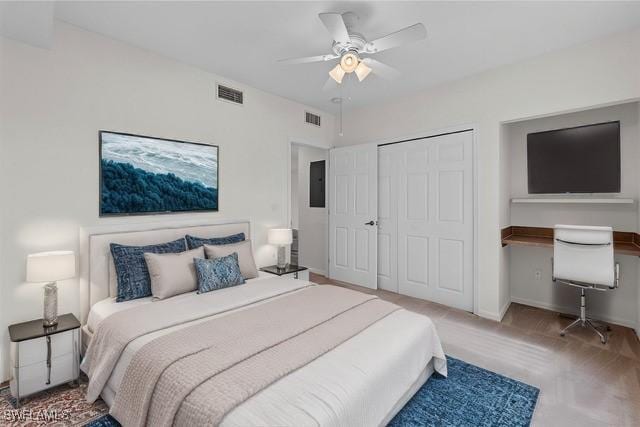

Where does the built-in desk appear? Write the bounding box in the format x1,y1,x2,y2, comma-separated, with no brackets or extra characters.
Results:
501,226,640,256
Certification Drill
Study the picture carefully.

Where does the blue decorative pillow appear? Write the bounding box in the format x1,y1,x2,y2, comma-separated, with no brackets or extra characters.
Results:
111,238,187,302
194,253,245,293
185,232,245,250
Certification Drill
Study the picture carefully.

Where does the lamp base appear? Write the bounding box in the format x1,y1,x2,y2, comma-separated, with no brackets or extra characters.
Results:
277,246,287,270
43,282,58,328
43,319,58,328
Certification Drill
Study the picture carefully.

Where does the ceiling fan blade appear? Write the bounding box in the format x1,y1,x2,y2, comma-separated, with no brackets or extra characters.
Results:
322,76,339,92
365,23,426,53
318,13,351,44
278,54,338,64
362,58,401,80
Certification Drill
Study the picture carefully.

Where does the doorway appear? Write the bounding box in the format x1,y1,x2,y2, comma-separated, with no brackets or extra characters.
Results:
290,142,329,275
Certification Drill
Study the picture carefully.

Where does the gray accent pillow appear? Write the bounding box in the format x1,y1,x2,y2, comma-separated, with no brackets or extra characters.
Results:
144,247,205,300
203,240,259,280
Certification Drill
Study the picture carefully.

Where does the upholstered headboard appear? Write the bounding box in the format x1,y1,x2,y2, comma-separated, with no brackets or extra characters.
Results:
79,219,251,324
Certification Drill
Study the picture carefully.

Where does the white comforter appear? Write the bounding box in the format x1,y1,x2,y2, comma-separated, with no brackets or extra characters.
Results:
85,277,446,426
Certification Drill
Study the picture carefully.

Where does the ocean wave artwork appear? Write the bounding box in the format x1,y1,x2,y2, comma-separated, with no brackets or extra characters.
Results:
100,131,218,215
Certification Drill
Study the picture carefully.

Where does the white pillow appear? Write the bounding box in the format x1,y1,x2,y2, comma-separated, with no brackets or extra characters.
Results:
203,240,259,280
144,247,205,300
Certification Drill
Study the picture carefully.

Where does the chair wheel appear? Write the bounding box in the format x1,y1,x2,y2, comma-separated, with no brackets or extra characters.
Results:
560,332,565,337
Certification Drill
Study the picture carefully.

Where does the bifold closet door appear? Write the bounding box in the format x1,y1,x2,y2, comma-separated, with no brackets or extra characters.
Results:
377,145,399,292
379,131,474,312
329,144,378,289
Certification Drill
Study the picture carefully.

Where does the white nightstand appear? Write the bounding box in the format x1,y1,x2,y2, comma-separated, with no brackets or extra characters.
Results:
260,264,310,281
8,313,80,407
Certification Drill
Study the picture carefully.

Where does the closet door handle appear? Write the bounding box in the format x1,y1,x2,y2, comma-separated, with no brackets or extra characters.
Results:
364,221,375,226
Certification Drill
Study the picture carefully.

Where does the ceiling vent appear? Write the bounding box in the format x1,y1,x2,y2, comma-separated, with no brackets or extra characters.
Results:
305,111,321,127
217,84,244,105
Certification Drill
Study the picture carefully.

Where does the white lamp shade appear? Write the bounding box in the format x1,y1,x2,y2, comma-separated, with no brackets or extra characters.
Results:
26,251,76,282
268,228,293,246
355,61,372,82
329,64,345,84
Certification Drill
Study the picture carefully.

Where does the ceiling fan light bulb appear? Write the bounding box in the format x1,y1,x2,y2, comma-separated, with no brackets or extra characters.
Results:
329,64,345,84
340,52,359,73
355,61,372,82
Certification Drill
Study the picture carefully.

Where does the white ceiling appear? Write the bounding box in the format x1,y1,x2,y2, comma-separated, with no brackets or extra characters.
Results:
5,2,640,112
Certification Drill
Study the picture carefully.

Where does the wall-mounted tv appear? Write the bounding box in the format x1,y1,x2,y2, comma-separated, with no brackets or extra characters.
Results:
527,121,620,194
100,131,218,216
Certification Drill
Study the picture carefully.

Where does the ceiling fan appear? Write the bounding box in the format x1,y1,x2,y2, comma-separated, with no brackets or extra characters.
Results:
278,12,427,89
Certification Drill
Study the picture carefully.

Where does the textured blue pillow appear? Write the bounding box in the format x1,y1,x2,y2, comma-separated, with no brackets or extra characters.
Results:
111,238,187,302
185,232,245,250
194,253,245,293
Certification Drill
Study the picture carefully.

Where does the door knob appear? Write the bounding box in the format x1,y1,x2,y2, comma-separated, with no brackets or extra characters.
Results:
365,221,375,226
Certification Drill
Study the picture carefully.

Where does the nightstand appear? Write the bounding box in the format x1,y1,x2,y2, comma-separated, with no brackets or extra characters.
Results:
260,264,310,280
8,313,80,406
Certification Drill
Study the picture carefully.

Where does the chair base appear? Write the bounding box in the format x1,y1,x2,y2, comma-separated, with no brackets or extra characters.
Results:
559,288,609,344
560,317,608,344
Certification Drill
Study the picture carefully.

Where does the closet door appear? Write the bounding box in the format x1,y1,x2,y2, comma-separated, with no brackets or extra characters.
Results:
377,145,399,292
329,144,378,289
396,131,474,311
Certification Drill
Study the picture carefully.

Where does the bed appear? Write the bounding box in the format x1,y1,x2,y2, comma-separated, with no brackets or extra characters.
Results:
79,220,446,426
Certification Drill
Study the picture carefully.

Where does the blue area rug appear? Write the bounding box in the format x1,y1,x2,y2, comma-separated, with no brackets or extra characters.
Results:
389,356,539,426
85,356,539,426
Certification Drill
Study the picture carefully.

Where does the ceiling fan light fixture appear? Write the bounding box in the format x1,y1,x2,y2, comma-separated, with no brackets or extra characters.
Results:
354,61,372,82
329,64,345,84
340,52,359,73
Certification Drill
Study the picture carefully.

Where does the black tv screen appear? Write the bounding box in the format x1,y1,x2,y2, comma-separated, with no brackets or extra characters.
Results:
527,121,620,194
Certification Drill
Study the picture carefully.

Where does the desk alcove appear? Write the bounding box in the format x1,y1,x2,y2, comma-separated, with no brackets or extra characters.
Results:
500,101,640,332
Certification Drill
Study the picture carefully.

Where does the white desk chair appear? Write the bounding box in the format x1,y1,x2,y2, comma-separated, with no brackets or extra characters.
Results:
552,225,619,344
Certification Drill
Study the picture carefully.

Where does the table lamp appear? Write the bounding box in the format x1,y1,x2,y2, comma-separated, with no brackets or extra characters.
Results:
268,228,293,270
26,251,76,327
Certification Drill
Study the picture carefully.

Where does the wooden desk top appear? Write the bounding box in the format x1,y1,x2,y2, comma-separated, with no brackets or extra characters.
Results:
501,226,640,257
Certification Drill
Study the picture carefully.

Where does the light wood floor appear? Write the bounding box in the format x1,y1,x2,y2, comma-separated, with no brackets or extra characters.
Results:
310,273,640,426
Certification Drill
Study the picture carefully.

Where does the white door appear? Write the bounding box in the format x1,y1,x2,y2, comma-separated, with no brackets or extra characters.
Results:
379,131,474,311
329,144,378,289
377,146,399,292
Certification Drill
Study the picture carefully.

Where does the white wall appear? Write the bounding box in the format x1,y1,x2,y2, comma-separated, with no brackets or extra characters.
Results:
0,23,335,382
505,102,639,327
336,28,640,321
498,123,512,317
294,144,328,275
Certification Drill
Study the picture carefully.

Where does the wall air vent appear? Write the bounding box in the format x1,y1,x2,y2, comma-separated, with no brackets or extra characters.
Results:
305,111,321,127
217,84,244,105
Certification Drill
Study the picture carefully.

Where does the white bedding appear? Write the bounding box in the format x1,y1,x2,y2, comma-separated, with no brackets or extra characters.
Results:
85,277,446,426
86,272,273,333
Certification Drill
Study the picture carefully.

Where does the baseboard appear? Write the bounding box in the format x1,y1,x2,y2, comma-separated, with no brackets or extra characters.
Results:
510,296,637,329
498,300,512,322
307,267,326,276
475,309,502,322
475,300,511,322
